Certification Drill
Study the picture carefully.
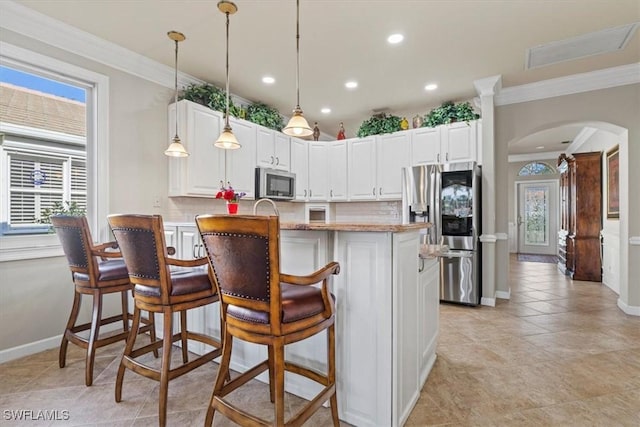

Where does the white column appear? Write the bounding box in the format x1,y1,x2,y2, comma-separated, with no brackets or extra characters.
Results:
474,75,501,307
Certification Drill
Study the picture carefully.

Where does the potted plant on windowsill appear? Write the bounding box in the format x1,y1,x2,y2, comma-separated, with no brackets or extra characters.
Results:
36,201,87,232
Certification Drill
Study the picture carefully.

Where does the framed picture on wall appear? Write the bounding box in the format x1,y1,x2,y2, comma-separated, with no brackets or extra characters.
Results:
606,145,619,219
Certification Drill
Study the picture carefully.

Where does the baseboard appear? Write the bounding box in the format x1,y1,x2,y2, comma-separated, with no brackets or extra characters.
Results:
481,297,496,307
0,334,61,364
496,290,511,300
617,298,640,316
0,322,125,364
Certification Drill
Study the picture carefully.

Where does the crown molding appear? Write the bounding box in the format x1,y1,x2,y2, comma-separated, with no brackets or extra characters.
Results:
496,63,640,106
474,75,502,97
0,1,202,89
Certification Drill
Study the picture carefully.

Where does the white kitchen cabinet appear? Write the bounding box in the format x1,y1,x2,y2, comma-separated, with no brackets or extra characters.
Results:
290,137,309,200
442,120,477,163
411,126,441,165
418,257,439,385
168,100,224,197
347,136,377,200
168,100,256,198
348,134,409,201
411,120,479,166
377,132,411,200
256,127,290,171
308,142,329,201
328,140,348,201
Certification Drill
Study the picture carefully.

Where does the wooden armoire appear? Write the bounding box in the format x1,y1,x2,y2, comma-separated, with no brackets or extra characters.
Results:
557,152,602,282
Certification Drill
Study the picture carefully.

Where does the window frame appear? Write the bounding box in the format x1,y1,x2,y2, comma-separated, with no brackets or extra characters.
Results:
0,42,109,261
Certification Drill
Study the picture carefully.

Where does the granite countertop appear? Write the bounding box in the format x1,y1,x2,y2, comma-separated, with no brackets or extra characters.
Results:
280,222,432,232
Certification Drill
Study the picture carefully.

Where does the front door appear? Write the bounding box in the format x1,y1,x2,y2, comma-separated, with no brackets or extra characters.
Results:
517,181,558,255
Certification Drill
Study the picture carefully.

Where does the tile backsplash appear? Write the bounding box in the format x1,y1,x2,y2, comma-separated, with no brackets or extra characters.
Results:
165,197,402,225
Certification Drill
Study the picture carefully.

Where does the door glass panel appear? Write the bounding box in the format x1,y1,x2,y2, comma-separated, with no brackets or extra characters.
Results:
524,186,549,246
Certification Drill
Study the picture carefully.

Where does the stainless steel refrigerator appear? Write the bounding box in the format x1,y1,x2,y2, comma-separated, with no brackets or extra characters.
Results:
404,162,481,305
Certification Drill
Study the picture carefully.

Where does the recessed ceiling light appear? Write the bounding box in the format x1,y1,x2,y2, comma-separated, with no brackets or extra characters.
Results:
262,76,275,84
387,33,404,44
321,107,331,114
536,146,545,149
345,81,358,89
424,83,438,91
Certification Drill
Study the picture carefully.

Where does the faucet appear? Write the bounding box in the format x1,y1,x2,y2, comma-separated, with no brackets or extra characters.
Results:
252,198,279,216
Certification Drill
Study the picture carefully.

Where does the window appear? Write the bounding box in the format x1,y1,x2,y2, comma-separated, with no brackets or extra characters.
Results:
0,42,109,261
1,65,87,235
518,162,556,176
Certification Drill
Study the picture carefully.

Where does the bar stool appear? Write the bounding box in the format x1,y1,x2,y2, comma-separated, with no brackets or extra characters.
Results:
51,215,156,386
196,214,340,426
108,214,223,427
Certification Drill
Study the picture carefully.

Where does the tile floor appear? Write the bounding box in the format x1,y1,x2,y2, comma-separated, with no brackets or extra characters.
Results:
1,256,639,426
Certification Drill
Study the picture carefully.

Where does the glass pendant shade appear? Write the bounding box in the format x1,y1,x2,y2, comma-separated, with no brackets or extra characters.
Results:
164,136,189,157
214,125,240,149
283,108,313,137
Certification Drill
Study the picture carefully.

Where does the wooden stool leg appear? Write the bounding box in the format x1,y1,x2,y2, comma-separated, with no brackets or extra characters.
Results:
328,324,339,426
60,290,82,369
179,310,188,363
205,332,233,427
85,290,103,386
268,345,275,403
273,339,286,426
159,309,174,427
148,312,159,358
116,306,141,402
121,291,129,334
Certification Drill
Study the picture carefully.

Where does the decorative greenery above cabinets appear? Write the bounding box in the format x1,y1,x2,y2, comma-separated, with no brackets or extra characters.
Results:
422,101,480,128
180,83,283,131
356,113,403,138
246,103,284,131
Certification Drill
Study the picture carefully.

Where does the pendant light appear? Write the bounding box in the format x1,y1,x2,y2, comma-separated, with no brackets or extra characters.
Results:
283,0,313,138
164,31,189,157
214,1,241,149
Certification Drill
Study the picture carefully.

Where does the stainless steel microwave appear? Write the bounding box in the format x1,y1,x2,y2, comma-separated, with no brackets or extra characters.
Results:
255,168,296,200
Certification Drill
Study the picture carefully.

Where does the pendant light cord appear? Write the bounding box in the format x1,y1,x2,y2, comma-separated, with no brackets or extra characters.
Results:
295,0,301,110
224,10,231,128
173,38,179,139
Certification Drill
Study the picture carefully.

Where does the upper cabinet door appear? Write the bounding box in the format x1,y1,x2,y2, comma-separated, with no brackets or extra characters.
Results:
290,137,309,200
256,127,275,169
411,127,441,165
377,132,410,200
168,100,225,197
441,121,477,164
328,140,348,201
273,132,290,171
256,128,290,171
308,142,329,201
347,137,377,201
226,117,256,198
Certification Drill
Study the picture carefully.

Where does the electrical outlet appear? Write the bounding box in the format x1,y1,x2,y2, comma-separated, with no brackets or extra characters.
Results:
153,196,161,208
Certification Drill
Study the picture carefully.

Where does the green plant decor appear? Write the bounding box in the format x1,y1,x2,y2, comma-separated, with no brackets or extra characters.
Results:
36,201,86,232
180,83,233,113
422,101,480,128
246,103,284,131
356,114,403,138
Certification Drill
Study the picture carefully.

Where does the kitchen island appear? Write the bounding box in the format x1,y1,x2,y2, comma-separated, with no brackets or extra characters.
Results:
163,221,439,427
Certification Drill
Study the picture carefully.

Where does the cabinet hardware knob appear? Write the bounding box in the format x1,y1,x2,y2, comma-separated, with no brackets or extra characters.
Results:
446,153,449,161
379,187,382,195
304,189,307,197
373,187,376,196
309,190,312,197
330,189,333,198
275,157,279,165
437,153,440,163
270,155,274,164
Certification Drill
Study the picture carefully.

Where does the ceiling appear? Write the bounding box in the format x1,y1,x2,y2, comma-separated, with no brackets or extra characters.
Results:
14,0,640,154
